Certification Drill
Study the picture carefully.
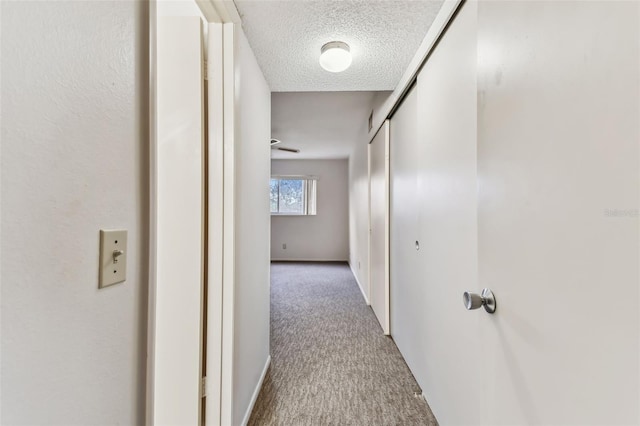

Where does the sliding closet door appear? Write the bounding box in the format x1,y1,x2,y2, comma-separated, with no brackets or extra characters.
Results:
389,86,419,340
477,1,639,423
389,1,479,423
369,121,390,334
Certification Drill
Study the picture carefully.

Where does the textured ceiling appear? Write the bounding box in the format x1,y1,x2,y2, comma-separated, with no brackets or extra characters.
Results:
271,91,388,159
234,0,445,91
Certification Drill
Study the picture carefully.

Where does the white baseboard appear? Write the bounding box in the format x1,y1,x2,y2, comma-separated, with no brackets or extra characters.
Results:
270,258,348,262
241,355,271,426
348,262,370,306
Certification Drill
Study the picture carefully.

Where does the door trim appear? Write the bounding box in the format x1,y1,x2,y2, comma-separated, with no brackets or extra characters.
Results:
147,1,233,425
219,22,237,426
205,21,225,426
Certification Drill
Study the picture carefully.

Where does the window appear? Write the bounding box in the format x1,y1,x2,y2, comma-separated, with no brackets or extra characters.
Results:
270,176,317,215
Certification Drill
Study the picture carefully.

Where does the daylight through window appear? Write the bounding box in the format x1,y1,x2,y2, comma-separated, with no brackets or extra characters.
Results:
270,176,317,215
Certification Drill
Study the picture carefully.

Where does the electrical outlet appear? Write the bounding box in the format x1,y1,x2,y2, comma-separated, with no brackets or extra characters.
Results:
282,243,287,250
99,229,127,288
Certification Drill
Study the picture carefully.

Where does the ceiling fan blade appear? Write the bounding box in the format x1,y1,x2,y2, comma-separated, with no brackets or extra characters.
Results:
277,147,300,153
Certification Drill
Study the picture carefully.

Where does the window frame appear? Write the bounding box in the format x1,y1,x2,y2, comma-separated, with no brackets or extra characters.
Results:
270,175,318,216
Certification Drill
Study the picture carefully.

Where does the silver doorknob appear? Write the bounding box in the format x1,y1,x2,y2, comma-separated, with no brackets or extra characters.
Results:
463,288,496,314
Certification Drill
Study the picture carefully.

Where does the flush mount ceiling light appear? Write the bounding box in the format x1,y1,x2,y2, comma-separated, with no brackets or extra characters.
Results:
319,41,352,73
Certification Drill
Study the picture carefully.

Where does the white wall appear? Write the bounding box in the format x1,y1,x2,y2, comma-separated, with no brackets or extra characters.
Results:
1,1,148,424
230,26,271,426
271,92,379,160
271,159,349,262
348,91,391,302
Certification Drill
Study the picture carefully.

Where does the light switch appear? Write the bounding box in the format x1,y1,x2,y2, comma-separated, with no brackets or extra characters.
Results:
99,229,127,288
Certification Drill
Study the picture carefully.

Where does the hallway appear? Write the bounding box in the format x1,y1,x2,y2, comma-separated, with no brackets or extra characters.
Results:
3,0,639,424
248,262,437,425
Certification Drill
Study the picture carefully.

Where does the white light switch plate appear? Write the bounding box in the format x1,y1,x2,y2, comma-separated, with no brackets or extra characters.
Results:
99,229,127,288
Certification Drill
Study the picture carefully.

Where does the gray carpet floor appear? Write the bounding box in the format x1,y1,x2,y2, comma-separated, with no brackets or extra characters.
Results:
248,262,438,426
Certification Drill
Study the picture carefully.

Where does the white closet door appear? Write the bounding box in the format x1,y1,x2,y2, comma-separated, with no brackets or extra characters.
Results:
389,86,419,340
477,1,639,423
415,0,480,421
389,1,479,423
369,121,390,334
153,15,204,426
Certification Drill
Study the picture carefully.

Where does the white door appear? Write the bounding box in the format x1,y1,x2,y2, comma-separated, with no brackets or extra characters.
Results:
151,14,205,425
369,121,390,334
389,2,480,422
389,86,419,341
415,2,480,421
477,1,639,423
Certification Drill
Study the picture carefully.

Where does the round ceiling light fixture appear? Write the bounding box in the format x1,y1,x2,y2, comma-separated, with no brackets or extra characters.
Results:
319,41,352,73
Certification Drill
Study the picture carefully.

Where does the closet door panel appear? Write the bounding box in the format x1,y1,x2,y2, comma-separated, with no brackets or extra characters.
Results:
390,2,480,423
389,86,422,350
477,1,639,423
414,1,479,422
369,121,390,333
154,15,205,426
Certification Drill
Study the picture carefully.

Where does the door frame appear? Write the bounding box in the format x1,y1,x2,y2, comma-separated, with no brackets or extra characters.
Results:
147,1,241,425
150,11,206,426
